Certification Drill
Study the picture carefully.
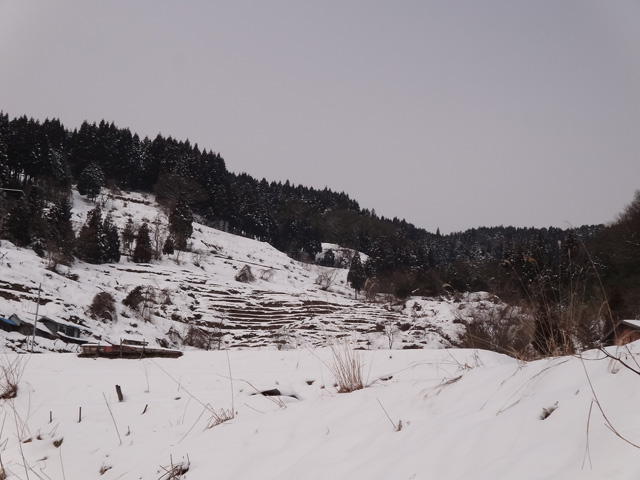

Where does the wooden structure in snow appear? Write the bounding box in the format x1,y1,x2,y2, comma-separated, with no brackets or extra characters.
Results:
12,314,87,344
78,341,182,359
0,315,20,333
603,319,640,346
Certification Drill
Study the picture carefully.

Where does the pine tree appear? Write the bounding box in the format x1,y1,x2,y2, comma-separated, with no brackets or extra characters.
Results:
347,252,366,298
102,213,121,263
3,198,31,246
45,196,76,266
162,236,175,255
121,218,136,254
168,198,193,251
319,249,336,267
76,206,105,263
77,163,105,200
0,188,6,235
132,222,153,263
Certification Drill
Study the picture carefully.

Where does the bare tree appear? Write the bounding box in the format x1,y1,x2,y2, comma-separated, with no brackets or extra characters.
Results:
316,268,339,291
384,321,398,349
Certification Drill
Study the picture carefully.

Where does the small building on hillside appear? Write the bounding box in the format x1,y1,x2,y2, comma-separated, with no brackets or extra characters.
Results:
15,314,57,340
0,188,25,199
0,315,20,333
111,334,149,347
39,316,82,340
14,314,85,343
603,319,640,346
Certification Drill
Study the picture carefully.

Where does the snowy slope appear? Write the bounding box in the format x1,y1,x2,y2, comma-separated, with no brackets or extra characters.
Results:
1,191,639,479
1,346,640,479
0,190,500,352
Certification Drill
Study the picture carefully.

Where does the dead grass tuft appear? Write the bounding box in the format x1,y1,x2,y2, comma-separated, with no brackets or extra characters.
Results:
329,341,364,393
0,355,25,400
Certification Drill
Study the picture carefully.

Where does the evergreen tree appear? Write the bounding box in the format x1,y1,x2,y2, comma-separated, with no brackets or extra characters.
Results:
26,184,47,250
102,213,121,263
76,206,105,263
77,163,105,200
0,114,8,185
121,218,136,254
162,236,175,255
347,252,366,298
0,188,6,235
319,249,336,267
132,222,153,263
168,198,193,250
46,196,76,266
3,198,31,246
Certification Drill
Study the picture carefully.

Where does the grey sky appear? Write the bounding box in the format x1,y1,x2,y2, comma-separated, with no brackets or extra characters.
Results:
1,1,639,233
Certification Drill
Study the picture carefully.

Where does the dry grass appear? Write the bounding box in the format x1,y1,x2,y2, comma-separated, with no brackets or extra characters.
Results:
158,455,190,480
329,341,364,393
207,408,235,428
459,301,535,359
0,355,25,400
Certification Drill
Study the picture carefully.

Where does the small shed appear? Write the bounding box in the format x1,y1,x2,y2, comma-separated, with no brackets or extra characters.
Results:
603,319,640,346
0,315,20,333
39,316,81,339
119,335,149,347
0,188,25,199
15,314,85,343
15,314,57,340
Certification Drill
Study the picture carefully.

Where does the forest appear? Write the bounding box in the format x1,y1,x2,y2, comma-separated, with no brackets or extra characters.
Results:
1,112,639,355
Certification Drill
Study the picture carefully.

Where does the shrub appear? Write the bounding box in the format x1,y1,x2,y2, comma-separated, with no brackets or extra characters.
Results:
122,286,156,321
89,292,117,322
132,222,153,263
183,325,221,350
235,265,255,283
123,286,145,310
461,302,534,358
315,269,338,291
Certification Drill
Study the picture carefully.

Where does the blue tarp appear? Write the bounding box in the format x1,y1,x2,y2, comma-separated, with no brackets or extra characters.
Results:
0,317,19,327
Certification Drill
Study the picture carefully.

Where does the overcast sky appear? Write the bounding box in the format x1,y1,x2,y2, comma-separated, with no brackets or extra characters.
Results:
1,1,639,233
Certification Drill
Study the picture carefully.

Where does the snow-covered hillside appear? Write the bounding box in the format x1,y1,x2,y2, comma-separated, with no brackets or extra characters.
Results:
2,191,640,479
1,346,640,479
0,190,501,352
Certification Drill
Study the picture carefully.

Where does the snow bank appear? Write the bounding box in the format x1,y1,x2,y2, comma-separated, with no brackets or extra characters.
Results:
1,345,639,479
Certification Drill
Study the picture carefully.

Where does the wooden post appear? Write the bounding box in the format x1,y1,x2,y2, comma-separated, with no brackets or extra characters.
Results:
31,283,42,353
78,407,82,423
49,411,52,423
115,385,123,402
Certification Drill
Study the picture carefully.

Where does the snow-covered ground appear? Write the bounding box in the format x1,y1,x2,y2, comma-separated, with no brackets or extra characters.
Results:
0,190,503,352
1,345,640,479
1,190,640,478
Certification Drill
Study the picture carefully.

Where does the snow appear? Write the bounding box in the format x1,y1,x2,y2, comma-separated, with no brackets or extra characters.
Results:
622,320,640,329
0,189,498,352
1,346,640,479
2,189,639,477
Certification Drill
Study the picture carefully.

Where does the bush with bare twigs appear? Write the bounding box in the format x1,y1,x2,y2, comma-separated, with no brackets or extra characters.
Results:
235,265,255,283
460,302,535,358
183,324,224,350
315,268,338,291
501,231,614,357
0,355,24,400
